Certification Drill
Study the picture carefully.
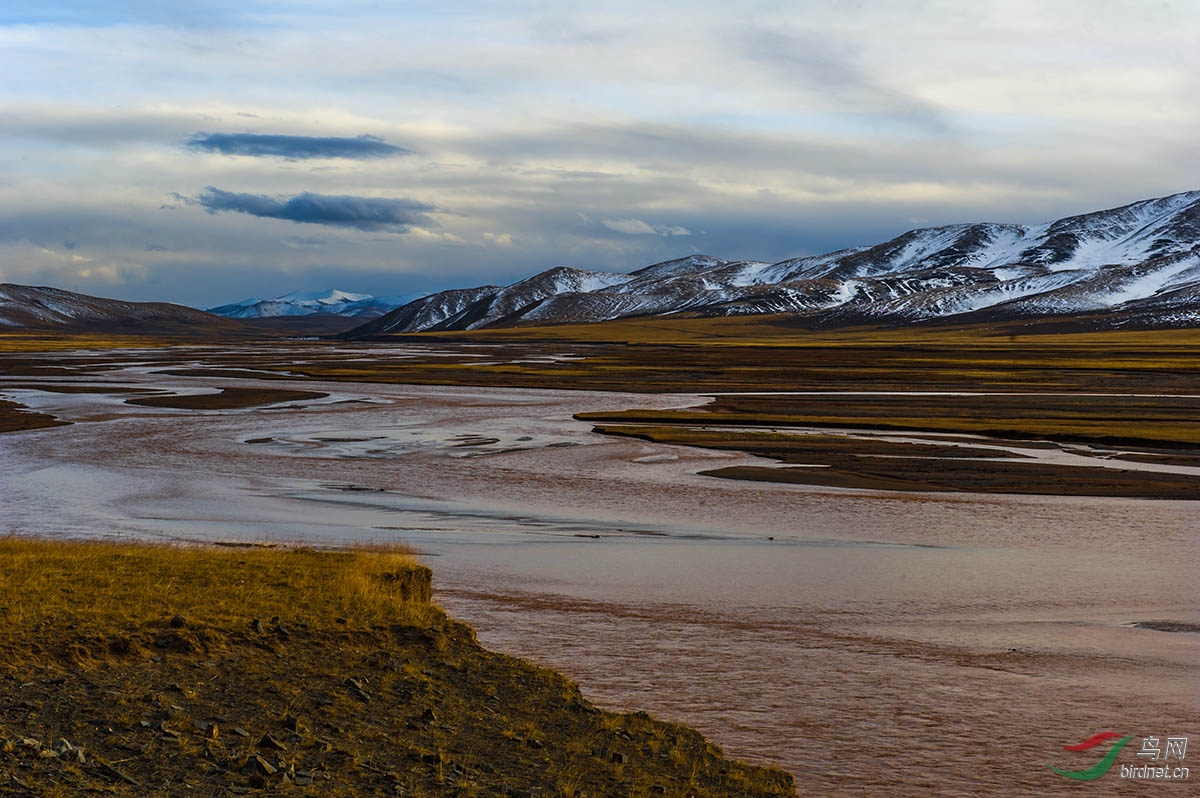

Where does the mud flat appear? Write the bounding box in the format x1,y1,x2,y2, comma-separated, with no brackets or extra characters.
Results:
0,398,68,434
588,422,1200,499
124,386,329,410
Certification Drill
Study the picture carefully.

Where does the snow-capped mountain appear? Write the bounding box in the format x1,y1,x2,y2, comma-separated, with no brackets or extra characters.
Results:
209,289,417,319
0,284,244,332
348,191,1200,336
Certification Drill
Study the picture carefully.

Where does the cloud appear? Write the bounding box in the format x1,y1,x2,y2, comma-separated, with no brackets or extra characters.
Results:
186,133,409,160
603,218,656,235
737,27,951,134
192,187,437,231
603,218,691,236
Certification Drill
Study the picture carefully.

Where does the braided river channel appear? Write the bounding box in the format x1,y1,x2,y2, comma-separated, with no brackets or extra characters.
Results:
2,346,1196,795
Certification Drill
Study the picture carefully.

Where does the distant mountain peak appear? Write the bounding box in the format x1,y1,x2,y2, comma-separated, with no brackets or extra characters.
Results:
275,289,373,304
208,289,417,319
346,191,1200,336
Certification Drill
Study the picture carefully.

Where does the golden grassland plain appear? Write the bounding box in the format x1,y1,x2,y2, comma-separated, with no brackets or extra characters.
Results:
0,539,794,797
4,317,1200,393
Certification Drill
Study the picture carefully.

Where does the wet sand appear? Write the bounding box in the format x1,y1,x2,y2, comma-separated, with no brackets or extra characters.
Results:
1,346,1197,794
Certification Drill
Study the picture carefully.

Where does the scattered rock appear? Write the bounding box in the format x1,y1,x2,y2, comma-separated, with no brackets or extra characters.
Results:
257,732,287,751
344,677,371,702
170,614,187,629
242,755,278,776
108,636,135,655
282,716,307,734
97,760,140,786
154,630,199,653
250,618,265,634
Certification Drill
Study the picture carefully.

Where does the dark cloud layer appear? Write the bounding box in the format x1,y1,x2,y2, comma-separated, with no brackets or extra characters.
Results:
193,187,435,231
187,133,408,159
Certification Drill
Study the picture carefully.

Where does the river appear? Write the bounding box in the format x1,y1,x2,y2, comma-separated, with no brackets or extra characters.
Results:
1,348,1196,794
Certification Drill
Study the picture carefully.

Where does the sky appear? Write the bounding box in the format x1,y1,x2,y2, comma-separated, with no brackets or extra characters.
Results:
1,1,1198,307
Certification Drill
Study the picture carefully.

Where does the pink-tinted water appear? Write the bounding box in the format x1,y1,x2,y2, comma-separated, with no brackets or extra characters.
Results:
1,350,1196,794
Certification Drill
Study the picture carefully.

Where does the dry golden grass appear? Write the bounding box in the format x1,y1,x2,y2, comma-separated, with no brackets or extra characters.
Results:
0,538,434,641
0,333,178,352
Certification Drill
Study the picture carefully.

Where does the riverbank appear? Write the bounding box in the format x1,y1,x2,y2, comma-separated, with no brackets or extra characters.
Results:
0,539,794,797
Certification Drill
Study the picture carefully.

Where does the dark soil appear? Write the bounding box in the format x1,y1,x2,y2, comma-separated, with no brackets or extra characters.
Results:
0,399,68,434
125,388,329,410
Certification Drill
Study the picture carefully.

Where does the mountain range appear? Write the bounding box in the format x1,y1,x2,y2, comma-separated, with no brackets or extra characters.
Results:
347,190,1200,336
2,191,1197,336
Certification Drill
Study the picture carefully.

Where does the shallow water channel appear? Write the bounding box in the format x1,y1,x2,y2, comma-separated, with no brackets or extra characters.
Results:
1,351,1196,795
